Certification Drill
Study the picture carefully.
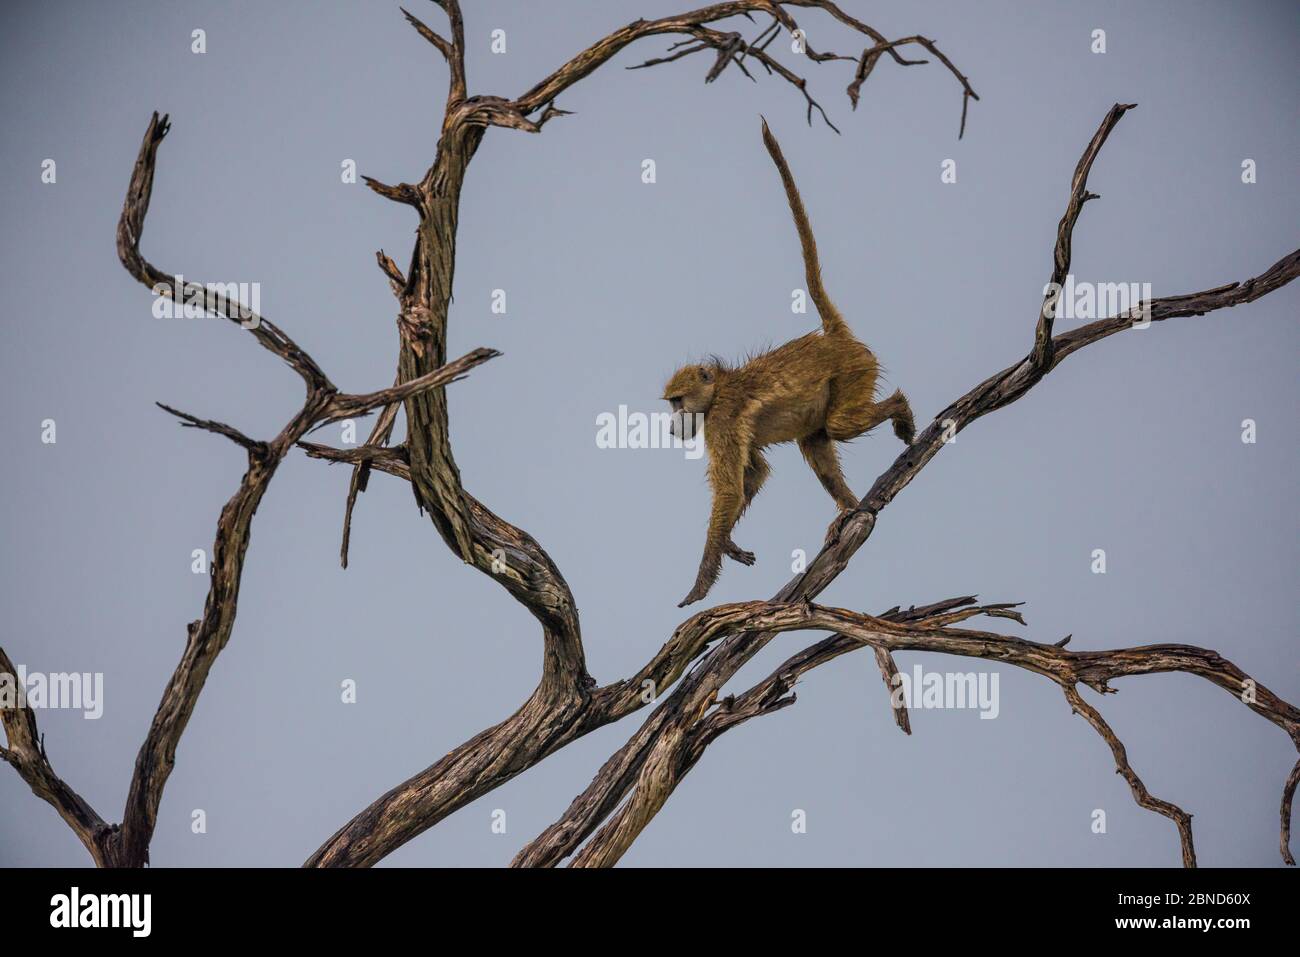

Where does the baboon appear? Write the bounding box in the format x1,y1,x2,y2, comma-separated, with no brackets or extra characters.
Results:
664,120,915,607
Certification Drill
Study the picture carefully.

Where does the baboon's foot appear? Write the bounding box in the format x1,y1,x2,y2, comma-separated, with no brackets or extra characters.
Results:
724,540,756,566
894,418,915,445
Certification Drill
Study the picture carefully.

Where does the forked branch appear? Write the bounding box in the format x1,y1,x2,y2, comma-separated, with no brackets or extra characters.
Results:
304,1,981,869
2,111,496,867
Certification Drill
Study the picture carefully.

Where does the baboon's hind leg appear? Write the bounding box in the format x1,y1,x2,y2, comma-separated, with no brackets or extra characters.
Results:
826,380,916,446
798,431,858,510
725,450,769,565
882,389,916,444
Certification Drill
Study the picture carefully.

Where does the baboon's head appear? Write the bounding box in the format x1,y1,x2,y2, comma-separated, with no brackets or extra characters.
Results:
662,362,720,439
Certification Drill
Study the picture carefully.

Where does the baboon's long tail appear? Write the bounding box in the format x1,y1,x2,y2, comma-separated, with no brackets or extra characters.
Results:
761,118,849,337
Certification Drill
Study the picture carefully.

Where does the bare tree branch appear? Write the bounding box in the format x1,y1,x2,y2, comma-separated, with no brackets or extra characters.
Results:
361,175,423,208
155,402,268,458
1032,103,1136,369
300,441,411,479
440,0,468,106
1283,759,1300,866
540,601,1298,867
338,378,402,569
335,246,407,569
0,647,113,865
401,5,454,63
116,112,334,393
1,112,494,867
872,646,910,734
511,1,976,136
1061,685,1195,867
321,347,500,426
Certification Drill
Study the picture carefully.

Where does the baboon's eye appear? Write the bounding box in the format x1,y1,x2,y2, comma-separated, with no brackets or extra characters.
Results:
700,369,712,383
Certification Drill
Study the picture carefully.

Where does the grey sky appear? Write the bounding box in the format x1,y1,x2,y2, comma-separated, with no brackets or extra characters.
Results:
1,0,1296,867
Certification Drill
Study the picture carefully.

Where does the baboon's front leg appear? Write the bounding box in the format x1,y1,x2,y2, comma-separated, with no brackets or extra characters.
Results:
680,445,748,606
680,494,740,605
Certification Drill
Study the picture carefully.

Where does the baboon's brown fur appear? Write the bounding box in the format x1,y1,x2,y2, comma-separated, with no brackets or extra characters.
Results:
664,120,915,607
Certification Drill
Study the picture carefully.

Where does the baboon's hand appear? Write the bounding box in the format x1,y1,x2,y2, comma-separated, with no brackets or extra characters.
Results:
681,549,721,606
678,581,711,607
724,540,756,566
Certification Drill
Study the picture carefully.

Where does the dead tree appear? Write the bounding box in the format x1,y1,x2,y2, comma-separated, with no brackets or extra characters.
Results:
2,2,1296,870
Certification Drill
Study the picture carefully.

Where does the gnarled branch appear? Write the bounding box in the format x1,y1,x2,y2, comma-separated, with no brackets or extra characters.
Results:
303,0,979,869
3,112,496,867
540,600,1298,867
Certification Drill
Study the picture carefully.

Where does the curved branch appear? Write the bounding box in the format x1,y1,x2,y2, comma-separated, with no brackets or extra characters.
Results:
1061,685,1195,867
1032,103,1135,368
116,112,334,393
